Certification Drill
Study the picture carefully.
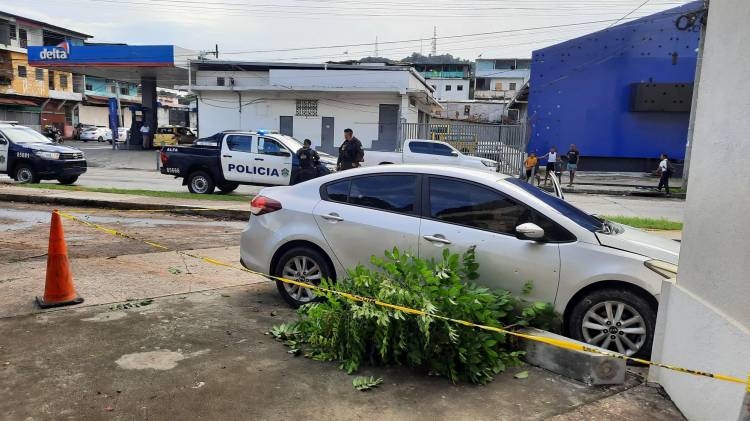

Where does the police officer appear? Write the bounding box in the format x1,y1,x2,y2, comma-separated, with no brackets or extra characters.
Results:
295,138,320,184
337,128,364,170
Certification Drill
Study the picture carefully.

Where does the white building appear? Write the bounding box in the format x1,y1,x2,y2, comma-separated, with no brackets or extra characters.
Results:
433,100,506,123
184,61,439,154
473,58,531,101
427,78,471,101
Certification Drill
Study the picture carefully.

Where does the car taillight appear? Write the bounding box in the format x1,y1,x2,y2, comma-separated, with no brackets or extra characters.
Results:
250,195,282,215
160,150,168,165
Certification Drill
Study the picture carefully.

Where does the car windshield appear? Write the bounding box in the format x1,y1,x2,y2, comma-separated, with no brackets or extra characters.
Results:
1,126,52,144
505,178,604,232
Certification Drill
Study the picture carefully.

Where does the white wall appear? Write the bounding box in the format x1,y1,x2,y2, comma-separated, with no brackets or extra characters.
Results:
78,105,133,128
427,78,470,101
197,91,407,149
437,101,505,123
649,2,750,420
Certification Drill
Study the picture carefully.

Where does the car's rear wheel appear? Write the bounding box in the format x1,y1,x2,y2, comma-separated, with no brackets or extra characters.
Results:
187,171,215,194
217,182,239,193
57,176,79,185
274,247,332,308
567,288,656,359
15,164,39,184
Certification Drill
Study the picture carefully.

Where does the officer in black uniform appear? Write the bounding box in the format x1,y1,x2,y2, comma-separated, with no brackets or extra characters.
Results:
337,128,364,171
295,138,320,184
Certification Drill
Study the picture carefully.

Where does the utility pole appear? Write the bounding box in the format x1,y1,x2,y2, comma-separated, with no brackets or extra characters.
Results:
375,36,379,57
431,26,437,56
215,44,219,59
682,0,709,190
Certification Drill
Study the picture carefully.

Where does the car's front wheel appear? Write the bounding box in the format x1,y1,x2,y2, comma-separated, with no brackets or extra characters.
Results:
567,288,656,359
15,164,39,184
187,171,215,194
57,176,79,185
273,247,332,308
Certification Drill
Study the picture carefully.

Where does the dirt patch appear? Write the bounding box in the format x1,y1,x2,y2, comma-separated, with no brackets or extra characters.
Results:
115,349,210,370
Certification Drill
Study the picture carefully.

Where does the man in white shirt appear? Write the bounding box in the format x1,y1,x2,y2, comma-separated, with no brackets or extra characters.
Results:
140,123,151,149
539,146,559,185
657,153,672,197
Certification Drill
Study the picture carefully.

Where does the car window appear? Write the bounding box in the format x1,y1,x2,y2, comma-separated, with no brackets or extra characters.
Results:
226,135,253,152
257,137,288,156
0,126,52,144
432,143,455,156
408,141,432,154
325,180,350,203
429,177,531,235
348,175,418,214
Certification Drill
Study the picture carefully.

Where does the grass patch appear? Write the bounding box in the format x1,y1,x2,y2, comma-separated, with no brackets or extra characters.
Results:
603,215,683,230
23,183,250,202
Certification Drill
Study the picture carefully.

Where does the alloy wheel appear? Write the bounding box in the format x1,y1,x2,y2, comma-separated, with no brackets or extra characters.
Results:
581,300,647,356
281,256,322,303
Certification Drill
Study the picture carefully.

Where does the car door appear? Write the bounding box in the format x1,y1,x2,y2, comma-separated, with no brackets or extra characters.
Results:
220,134,255,183
431,142,462,167
0,134,8,173
418,176,562,304
313,173,421,270
252,136,292,185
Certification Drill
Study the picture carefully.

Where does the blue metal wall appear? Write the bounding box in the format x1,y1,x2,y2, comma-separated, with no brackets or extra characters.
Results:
527,2,703,164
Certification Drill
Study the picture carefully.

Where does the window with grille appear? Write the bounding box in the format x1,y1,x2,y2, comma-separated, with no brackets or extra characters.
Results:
18,28,27,48
48,71,55,90
217,77,225,86
296,99,318,117
35,68,44,81
17,65,26,78
120,86,129,95
509,82,517,91
110,85,117,94
59,74,68,89
9,24,16,39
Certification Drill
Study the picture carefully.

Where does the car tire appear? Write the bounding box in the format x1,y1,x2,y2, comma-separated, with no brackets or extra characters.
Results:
97,136,103,142
567,288,656,359
273,247,333,308
15,164,39,184
187,170,215,194
57,176,79,185
217,182,239,193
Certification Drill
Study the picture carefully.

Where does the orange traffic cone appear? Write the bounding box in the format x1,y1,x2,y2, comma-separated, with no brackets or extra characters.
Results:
36,210,84,309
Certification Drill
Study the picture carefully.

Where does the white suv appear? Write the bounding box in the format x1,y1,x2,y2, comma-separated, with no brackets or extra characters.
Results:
240,165,679,358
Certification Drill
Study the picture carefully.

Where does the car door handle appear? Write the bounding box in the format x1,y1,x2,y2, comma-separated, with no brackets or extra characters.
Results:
423,235,452,245
255,158,264,161
321,213,344,222
222,154,232,158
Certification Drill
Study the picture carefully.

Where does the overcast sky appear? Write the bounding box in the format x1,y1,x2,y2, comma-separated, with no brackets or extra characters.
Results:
8,0,689,62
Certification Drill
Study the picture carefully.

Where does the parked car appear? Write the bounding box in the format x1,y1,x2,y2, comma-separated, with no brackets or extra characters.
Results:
154,126,197,148
0,122,86,184
79,126,112,142
160,130,338,194
240,164,679,358
115,127,129,143
73,123,95,140
364,139,499,172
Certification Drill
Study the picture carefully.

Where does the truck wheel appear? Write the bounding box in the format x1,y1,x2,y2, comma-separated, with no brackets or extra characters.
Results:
57,176,79,185
187,171,215,194
218,182,239,193
15,164,39,184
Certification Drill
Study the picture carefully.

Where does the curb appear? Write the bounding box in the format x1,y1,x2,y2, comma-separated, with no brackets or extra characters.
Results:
0,191,251,221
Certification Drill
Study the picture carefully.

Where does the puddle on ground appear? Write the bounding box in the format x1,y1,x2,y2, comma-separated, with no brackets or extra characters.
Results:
81,311,128,322
115,349,209,370
0,208,245,232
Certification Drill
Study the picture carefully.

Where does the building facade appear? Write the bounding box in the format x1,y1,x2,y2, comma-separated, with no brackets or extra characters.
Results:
526,2,701,171
0,11,89,135
473,58,530,101
413,63,471,101
432,100,506,123
186,61,439,154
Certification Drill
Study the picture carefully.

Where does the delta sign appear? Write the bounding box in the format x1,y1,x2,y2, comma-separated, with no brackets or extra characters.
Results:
28,43,175,67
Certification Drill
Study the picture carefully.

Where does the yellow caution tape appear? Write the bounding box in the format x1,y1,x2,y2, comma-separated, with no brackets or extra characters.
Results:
63,207,240,214
56,210,750,388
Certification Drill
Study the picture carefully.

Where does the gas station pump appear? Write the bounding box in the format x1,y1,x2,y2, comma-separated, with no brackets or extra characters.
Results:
120,105,153,149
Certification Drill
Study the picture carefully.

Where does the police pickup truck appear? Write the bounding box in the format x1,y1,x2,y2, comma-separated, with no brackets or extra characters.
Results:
0,122,86,184
160,130,337,194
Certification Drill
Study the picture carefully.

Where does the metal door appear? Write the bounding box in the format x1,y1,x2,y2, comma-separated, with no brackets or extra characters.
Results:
280,116,293,136
321,117,335,155
377,104,399,151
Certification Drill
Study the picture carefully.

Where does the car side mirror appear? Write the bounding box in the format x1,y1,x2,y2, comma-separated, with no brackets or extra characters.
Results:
278,150,291,157
515,222,545,241
451,150,459,157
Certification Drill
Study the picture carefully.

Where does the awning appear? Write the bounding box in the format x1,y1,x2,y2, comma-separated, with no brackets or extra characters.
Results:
0,97,40,107
84,95,140,106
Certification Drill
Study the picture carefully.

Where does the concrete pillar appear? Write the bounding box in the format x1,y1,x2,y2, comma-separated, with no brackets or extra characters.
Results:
141,75,158,140
648,1,750,420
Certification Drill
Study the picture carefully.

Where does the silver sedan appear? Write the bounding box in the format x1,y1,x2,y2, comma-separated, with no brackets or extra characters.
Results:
240,165,679,358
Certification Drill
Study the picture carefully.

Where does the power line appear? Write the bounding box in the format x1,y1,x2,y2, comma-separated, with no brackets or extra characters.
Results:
608,0,652,28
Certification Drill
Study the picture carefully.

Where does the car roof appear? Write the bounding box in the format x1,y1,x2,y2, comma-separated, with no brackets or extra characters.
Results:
324,164,512,183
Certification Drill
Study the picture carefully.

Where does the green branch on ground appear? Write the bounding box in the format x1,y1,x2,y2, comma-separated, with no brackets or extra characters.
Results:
272,247,557,385
20,184,249,202
602,215,683,230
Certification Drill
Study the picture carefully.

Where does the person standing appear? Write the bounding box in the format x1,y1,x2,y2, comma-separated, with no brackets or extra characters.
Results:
566,144,580,186
657,153,672,197
524,152,538,184
337,128,364,171
140,123,152,149
295,138,321,184
539,146,559,185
